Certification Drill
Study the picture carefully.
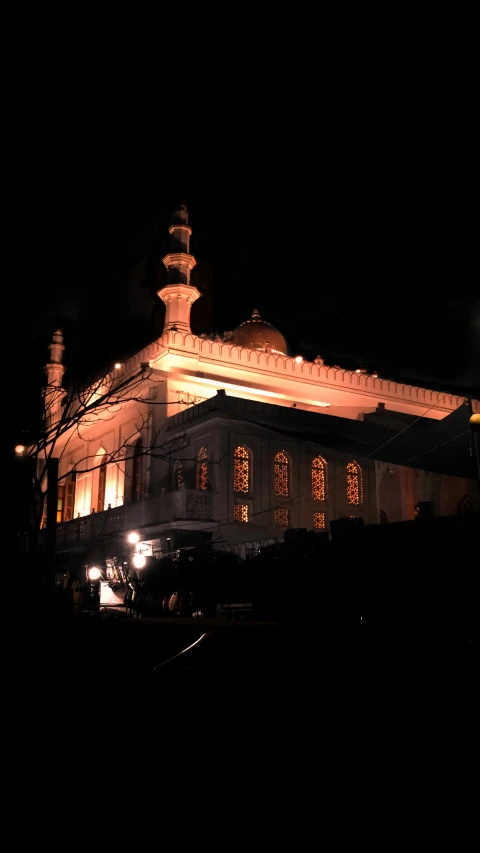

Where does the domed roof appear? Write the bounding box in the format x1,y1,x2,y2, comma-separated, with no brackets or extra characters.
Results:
232,308,287,355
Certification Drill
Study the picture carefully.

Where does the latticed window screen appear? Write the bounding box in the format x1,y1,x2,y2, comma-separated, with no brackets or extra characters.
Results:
234,504,249,522
176,461,183,490
274,507,289,527
197,446,208,490
312,456,326,500
234,446,250,493
346,460,362,505
313,511,325,529
274,451,290,497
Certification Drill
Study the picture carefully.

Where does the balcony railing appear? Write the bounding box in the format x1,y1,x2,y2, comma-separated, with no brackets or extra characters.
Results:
55,487,213,548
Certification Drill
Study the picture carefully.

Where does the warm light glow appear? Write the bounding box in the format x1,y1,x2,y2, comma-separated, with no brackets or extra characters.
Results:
88,566,102,581
312,456,326,500
127,532,140,544
274,451,289,497
197,447,208,490
14,444,25,455
114,362,122,369
234,446,250,493
187,375,331,407
346,461,362,505
234,503,249,522
274,507,289,526
313,512,326,529
295,356,303,364
133,554,146,569
355,368,361,374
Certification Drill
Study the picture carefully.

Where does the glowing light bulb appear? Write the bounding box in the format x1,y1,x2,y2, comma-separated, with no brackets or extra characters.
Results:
133,554,146,569
114,362,122,370
127,532,140,544
15,444,25,455
295,356,303,364
88,567,102,581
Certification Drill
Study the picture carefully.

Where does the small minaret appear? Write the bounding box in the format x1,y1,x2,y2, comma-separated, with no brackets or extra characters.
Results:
158,204,201,334
44,328,66,427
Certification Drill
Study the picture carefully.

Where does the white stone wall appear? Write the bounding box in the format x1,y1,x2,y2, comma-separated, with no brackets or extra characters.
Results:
375,460,478,522
164,415,378,542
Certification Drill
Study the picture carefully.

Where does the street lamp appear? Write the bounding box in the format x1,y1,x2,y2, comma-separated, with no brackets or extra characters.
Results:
127,532,140,544
132,554,146,570
88,566,102,581
470,413,480,432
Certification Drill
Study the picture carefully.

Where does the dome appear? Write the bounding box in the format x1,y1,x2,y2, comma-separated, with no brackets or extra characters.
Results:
232,308,287,355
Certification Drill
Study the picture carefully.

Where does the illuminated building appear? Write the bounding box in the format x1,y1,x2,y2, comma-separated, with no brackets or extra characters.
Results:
37,204,479,563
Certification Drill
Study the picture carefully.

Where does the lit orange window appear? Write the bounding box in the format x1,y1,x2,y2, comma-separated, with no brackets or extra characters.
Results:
196,446,208,490
234,504,249,522
234,446,250,493
312,456,326,500
346,460,362,505
274,451,290,497
313,512,325,529
274,507,289,527
57,484,65,524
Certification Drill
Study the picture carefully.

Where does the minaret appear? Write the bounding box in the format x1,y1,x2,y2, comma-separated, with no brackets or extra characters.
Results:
158,204,201,334
44,328,66,427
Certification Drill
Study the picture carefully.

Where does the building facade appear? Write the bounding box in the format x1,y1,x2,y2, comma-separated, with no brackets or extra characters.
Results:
38,204,478,564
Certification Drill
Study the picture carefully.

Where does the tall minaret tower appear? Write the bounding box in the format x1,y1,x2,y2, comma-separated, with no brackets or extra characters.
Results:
158,204,201,334
44,328,66,427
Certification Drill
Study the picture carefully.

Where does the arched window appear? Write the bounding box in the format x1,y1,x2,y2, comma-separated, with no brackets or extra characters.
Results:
346,460,362,505
457,495,473,513
131,438,143,503
234,445,251,494
175,460,183,490
312,456,326,500
274,450,290,497
98,458,107,512
196,446,208,490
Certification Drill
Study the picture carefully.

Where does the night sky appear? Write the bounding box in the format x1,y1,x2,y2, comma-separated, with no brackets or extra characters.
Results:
11,167,479,442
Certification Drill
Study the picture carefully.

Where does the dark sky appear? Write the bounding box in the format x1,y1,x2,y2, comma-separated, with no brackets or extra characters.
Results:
12,167,479,439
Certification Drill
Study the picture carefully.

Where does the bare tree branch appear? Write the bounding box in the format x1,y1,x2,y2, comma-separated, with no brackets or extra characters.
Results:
25,358,202,539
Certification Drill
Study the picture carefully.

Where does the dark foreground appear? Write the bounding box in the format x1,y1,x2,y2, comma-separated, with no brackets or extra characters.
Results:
5,612,476,721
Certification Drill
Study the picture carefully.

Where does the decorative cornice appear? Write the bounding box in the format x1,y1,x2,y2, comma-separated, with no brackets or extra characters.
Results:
157,283,201,303
108,330,480,418
168,224,192,236
162,252,197,271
